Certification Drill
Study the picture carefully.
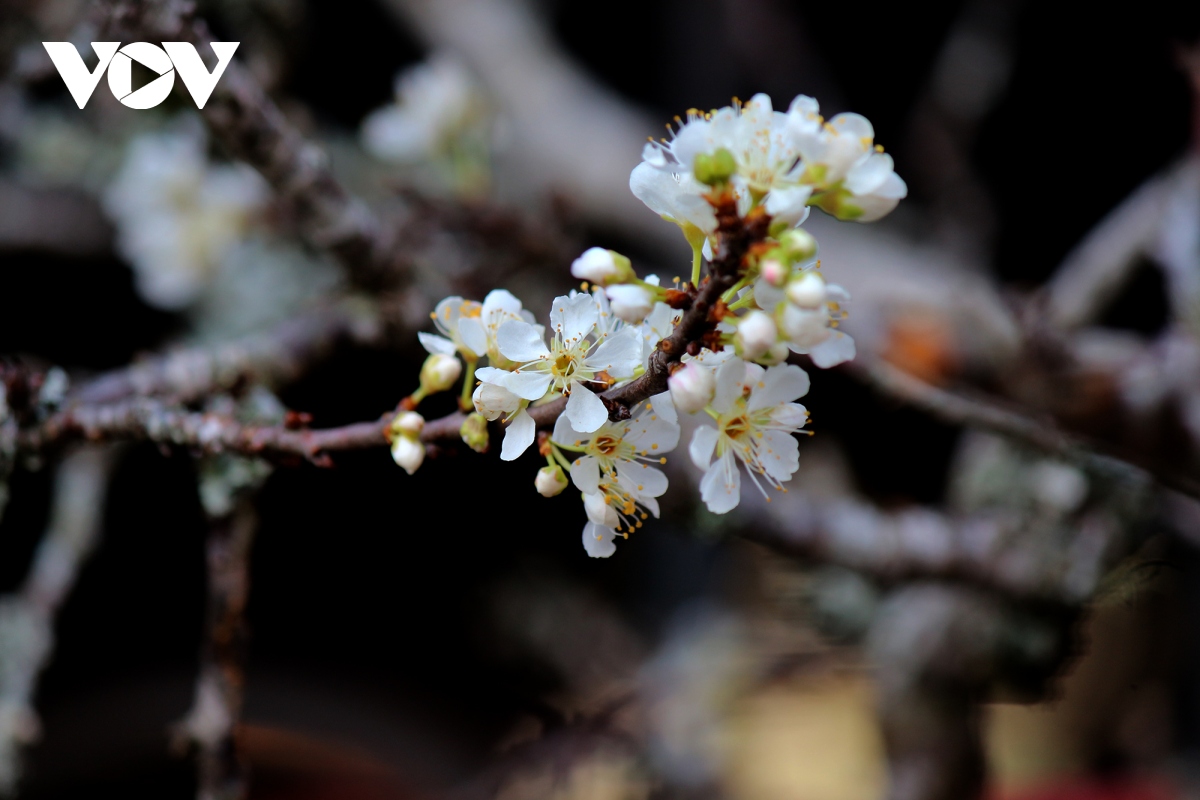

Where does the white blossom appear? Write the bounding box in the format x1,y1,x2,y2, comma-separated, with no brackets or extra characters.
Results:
486,293,643,435
456,289,539,368
570,247,634,286
606,284,655,324
640,301,683,362
555,394,680,554
668,362,716,415
420,295,483,359
689,359,810,513
635,95,812,235
471,377,534,462
785,96,907,222
361,53,484,163
629,161,717,243
103,126,267,310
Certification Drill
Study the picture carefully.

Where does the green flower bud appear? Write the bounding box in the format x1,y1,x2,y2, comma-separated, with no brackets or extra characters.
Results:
694,148,737,187
778,228,817,262
459,412,490,453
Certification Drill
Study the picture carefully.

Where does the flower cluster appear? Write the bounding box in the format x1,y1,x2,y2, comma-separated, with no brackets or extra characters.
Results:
394,92,904,558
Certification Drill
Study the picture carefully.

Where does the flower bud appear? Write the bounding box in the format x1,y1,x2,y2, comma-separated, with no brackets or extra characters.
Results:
419,353,462,394
459,412,490,453
786,271,826,309
778,303,830,349
778,228,817,262
570,247,634,286
761,258,788,287
606,284,654,324
735,310,778,361
760,341,791,366
771,403,809,427
391,435,425,475
473,381,520,420
583,491,619,528
392,411,425,437
535,464,569,497
668,362,715,414
693,148,737,186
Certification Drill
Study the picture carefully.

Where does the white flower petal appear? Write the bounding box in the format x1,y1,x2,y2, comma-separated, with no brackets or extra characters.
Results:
582,522,617,558
457,318,487,358
551,293,599,343
748,364,811,411
504,370,553,401
700,453,741,514
760,429,800,483
711,357,748,414
630,465,669,498
588,327,644,378
570,455,601,494
689,425,719,470
496,320,548,363
418,332,458,357
809,332,856,368
565,386,609,433
500,409,536,461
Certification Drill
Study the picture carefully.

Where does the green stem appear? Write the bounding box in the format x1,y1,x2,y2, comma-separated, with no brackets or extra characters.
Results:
690,243,703,286
459,358,477,412
722,276,750,304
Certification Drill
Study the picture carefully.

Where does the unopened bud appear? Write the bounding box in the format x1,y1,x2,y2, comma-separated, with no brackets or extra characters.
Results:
392,411,425,437
760,341,791,366
778,228,817,262
391,435,425,475
606,284,654,324
668,362,715,414
460,412,490,453
420,353,462,394
779,303,830,348
535,464,569,497
736,310,778,361
693,147,737,186
786,271,826,309
761,258,788,287
571,247,635,286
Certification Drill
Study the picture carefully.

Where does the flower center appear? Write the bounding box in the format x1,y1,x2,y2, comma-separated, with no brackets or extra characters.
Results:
592,435,620,456
722,415,751,441
553,353,577,378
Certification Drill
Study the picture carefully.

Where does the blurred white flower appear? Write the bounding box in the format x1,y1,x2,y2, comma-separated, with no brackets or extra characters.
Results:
669,361,716,414
361,53,485,164
103,125,267,310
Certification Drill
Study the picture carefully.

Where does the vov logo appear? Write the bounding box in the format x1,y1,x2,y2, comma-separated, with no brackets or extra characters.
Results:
41,41,239,110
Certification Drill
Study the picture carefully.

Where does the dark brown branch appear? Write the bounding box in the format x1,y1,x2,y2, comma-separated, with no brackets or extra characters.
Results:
72,301,383,406
173,501,257,800
21,399,389,465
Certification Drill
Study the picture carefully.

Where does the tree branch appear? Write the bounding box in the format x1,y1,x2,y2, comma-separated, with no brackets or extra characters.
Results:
71,300,383,406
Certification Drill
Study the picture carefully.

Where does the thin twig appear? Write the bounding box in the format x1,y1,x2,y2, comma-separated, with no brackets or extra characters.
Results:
848,356,1200,500
72,300,383,406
